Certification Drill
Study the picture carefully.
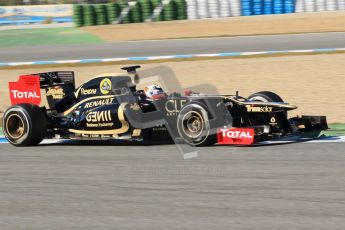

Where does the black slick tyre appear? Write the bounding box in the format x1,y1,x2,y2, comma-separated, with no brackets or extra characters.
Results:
3,104,47,147
248,91,284,103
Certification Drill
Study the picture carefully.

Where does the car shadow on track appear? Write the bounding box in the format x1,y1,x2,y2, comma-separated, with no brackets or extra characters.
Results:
36,135,337,147
39,139,175,147
39,139,302,148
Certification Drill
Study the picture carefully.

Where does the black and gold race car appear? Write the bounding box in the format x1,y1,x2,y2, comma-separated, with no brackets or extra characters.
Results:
3,66,328,147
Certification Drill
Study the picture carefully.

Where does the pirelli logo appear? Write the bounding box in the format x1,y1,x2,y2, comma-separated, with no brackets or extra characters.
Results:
245,105,273,113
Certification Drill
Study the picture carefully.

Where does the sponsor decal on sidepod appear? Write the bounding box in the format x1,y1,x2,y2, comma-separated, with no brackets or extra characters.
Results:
217,128,255,145
86,110,114,128
80,88,97,95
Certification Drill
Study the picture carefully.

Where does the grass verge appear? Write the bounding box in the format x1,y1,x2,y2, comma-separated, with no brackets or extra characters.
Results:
0,28,104,47
321,124,345,136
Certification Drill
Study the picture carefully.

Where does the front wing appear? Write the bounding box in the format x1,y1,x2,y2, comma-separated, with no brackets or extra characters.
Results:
216,115,328,145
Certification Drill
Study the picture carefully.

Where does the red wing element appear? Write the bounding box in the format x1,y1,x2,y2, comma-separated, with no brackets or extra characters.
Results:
217,128,255,145
151,93,168,100
9,75,41,106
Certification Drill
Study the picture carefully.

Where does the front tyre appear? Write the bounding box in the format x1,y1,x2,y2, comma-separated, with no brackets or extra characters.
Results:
3,104,47,147
248,91,284,103
177,103,216,147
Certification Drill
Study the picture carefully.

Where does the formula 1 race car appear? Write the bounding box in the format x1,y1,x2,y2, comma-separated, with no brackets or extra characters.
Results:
3,65,328,147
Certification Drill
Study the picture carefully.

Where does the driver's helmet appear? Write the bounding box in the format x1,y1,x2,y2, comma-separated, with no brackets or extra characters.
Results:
144,84,166,100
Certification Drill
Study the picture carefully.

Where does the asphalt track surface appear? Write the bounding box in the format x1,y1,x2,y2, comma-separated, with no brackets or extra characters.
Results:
0,141,345,229
1,32,345,62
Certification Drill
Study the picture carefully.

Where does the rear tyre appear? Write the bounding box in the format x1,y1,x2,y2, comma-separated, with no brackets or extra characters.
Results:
3,104,47,147
177,103,216,147
248,91,284,103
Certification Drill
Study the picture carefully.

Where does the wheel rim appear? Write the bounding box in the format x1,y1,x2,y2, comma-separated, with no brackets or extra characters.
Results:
182,111,204,138
6,114,25,139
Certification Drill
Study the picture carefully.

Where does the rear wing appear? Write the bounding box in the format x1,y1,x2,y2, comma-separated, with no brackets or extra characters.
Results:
39,71,75,89
9,71,75,108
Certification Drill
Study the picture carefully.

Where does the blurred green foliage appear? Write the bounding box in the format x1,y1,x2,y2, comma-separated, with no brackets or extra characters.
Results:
0,0,187,25
74,0,187,26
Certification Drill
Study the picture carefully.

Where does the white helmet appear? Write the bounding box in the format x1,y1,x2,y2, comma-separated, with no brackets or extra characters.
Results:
144,84,165,100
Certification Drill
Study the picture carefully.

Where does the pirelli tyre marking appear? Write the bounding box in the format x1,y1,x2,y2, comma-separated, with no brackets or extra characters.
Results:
69,103,129,135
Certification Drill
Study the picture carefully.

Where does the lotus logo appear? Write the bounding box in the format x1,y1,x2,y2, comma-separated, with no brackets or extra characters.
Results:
100,78,112,95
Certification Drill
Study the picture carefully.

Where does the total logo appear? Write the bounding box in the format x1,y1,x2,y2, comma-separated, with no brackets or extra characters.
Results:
11,90,40,99
220,129,254,139
217,128,255,145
